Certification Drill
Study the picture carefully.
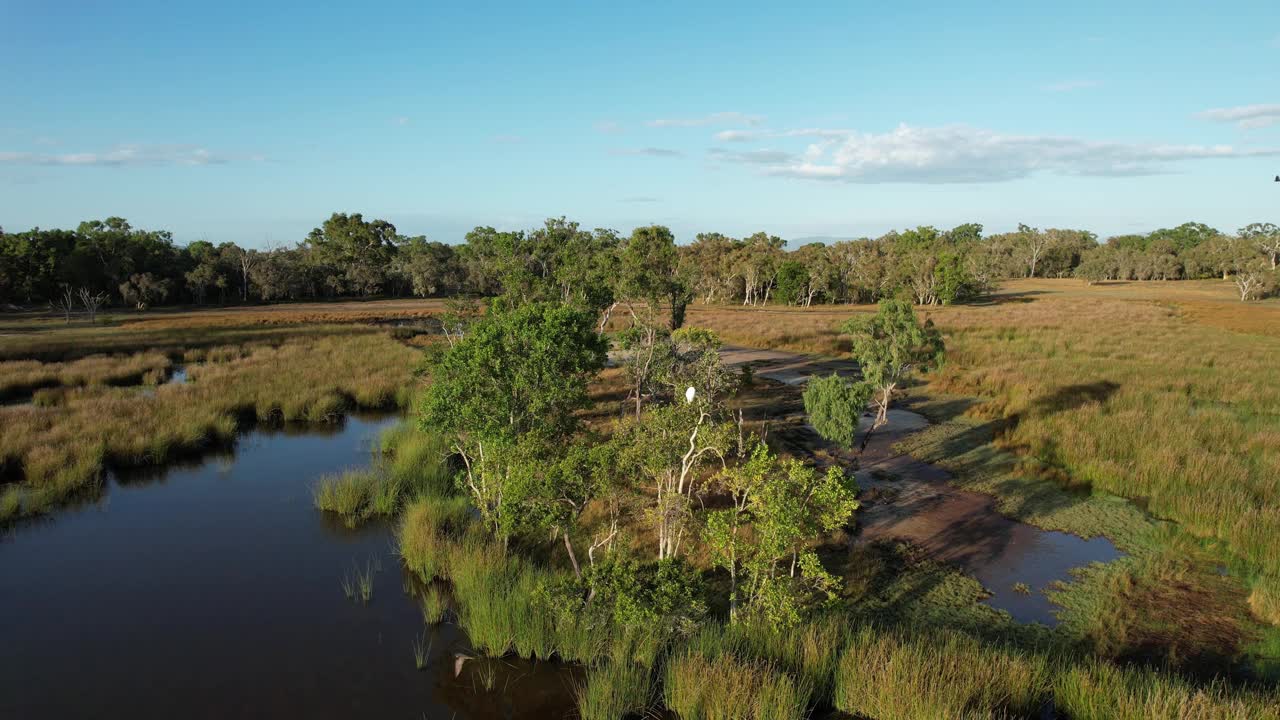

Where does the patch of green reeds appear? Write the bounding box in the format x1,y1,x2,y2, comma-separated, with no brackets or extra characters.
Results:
313,425,454,526
412,630,433,670
832,626,1051,720
2,332,421,523
420,583,450,624
662,647,810,720
575,660,652,720
1053,657,1280,720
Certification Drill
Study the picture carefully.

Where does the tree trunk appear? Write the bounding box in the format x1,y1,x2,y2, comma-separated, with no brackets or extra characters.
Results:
562,530,582,580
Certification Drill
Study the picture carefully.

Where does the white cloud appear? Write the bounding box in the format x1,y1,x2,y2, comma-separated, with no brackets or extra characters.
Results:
709,124,1279,184
613,147,684,158
392,116,410,126
1044,79,1101,92
1196,104,1280,130
0,144,238,167
648,111,764,128
707,147,795,165
594,120,624,134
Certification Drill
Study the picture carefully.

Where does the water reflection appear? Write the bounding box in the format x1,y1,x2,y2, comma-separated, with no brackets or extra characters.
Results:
0,413,579,719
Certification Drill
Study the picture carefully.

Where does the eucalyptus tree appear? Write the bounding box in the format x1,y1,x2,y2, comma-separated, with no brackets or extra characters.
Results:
841,300,944,449
616,225,692,418
304,212,401,296
1240,222,1280,269
613,400,735,561
418,302,608,545
705,441,857,626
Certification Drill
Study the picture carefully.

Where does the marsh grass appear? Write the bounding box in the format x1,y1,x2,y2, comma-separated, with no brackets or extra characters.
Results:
1,330,421,523
0,351,172,401
355,559,376,603
420,583,450,624
690,281,1280,624
313,424,454,527
663,648,810,720
833,626,1051,720
575,660,652,720
412,630,433,670
1054,658,1280,720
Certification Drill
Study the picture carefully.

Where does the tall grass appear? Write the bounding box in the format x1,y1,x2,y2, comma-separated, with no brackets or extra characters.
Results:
1,332,421,522
833,626,1050,720
312,424,453,526
1054,658,1280,720
663,649,810,720
0,351,172,401
575,660,652,720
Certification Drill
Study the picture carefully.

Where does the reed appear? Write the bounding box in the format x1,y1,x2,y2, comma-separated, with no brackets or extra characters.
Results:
575,660,652,720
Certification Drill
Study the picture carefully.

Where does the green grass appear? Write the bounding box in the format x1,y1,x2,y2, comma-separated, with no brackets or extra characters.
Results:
0,351,172,401
663,649,810,720
833,626,1051,720
575,660,652,720
313,424,454,527
412,631,432,670
420,584,450,624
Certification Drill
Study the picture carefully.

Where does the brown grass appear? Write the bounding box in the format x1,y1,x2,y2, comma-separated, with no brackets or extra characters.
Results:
1,328,425,522
0,352,172,401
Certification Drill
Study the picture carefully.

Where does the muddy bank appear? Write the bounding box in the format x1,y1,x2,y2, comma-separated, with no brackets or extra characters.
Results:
852,409,1122,625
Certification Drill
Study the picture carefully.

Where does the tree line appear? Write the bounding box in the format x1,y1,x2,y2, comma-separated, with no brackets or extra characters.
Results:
3,214,1277,310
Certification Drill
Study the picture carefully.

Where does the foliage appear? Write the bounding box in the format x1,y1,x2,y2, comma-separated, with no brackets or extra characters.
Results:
802,373,872,449
842,299,944,436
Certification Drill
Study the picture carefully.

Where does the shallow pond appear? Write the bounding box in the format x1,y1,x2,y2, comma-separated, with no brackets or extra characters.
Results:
0,414,578,719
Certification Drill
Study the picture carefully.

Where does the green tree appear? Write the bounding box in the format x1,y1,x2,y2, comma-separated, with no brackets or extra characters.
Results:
706,442,857,627
842,300,944,448
803,374,872,449
774,260,810,305
1239,222,1280,269
418,302,607,543
613,401,735,560
304,212,401,296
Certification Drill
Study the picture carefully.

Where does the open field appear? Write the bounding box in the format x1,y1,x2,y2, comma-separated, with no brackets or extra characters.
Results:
686,279,1280,635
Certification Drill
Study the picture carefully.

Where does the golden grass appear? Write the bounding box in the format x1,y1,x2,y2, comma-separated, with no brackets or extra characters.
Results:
0,352,172,400
0,298,446,361
1,331,423,522
685,278,1280,622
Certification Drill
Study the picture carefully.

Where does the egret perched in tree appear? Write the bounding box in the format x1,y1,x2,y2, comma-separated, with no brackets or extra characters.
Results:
685,386,696,404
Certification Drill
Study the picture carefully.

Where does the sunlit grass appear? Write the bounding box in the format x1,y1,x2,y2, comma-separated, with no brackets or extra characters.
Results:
1,331,422,522
0,351,172,401
687,279,1280,622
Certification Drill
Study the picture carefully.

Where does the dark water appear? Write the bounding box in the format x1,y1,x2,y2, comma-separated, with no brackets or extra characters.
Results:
0,414,578,720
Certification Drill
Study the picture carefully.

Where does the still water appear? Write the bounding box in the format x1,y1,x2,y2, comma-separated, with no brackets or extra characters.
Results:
0,414,577,719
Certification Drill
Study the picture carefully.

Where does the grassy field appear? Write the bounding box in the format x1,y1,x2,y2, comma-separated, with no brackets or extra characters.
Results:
0,301,442,522
5,287,1279,715
684,279,1280,669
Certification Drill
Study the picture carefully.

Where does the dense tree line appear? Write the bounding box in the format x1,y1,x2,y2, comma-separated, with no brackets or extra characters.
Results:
3,215,1277,310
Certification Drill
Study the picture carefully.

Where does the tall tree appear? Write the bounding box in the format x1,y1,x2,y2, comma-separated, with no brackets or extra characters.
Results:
1239,222,1280,269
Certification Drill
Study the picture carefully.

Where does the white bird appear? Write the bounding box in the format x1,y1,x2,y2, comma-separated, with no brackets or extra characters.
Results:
685,386,696,404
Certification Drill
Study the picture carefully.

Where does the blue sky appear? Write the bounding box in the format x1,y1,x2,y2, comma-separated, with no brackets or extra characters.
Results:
1,1,1277,246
